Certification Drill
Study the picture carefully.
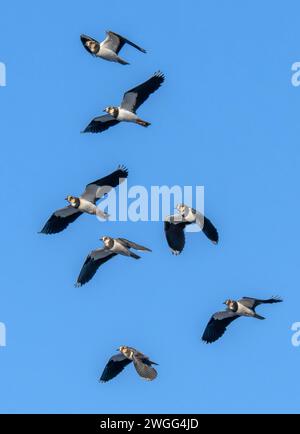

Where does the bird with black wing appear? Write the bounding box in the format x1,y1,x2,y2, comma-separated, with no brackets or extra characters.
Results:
80,30,146,65
76,237,152,287
100,346,158,383
82,72,165,133
40,166,128,234
164,204,218,255
202,296,283,343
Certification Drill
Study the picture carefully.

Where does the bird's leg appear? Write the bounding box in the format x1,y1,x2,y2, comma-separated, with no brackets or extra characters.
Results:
135,118,151,127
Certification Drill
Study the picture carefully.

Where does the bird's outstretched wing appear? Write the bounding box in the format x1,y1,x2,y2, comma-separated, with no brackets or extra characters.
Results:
193,210,219,244
202,311,239,344
121,71,165,113
75,249,117,287
117,238,152,252
102,30,146,54
239,296,283,309
164,215,190,255
200,216,219,244
82,115,120,134
81,166,128,203
80,34,100,55
40,206,83,235
100,354,132,383
132,354,158,381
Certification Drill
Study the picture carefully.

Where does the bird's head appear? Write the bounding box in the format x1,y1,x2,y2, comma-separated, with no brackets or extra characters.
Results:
224,299,236,310
65,195,78,206
118,346,127,353
86,40,97,52
176,204,186,215
104,106,115,115
100,236,112,247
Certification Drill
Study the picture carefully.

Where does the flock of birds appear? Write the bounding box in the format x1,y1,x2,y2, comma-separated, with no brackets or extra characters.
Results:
40,30,282,383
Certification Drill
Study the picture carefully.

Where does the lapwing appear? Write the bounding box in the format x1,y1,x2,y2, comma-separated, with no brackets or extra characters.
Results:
82,72,165,134
40,166,128,234
164,204,218,255
100,346,158,382
202,296,283,343
80,30,146,65
76,237,152,286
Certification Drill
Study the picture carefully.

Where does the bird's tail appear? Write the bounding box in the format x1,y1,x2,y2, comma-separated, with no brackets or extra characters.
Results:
117,57,130,65
136,118,151,127
129,251,141,260
254,313,265,320
96,208,110,220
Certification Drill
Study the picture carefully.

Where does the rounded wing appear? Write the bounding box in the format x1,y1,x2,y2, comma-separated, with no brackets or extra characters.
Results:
164,216,189,255
100,353,132,383
75,249,117,287
81,165,128,203
40,206,82,235
132,355,158,381
202,216,219,244
102,30,146,54
121,71,165,113
202,311,239,344
193,210,219,244
82,115,120,134
239,296,283,309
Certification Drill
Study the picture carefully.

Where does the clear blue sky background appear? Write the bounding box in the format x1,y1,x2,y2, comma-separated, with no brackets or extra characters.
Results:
1,0,300,414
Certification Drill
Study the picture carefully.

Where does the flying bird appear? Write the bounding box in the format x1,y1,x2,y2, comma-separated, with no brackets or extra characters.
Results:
164,204,218,255
202,296,283,343
100,346,158,382
82,71,165,134
80,30,146,65
76,237,152,286
40,166,128,234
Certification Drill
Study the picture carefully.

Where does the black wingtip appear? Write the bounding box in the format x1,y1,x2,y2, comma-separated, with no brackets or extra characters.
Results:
154,70,165,81
118,164,129,176
272,296,283,303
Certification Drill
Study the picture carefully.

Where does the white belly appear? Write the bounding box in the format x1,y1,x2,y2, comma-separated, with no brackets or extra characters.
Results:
117,108,138,122
79,199,96,215
185,208,196,223
99,47,119,62
237,302,254,317
111,241,128,255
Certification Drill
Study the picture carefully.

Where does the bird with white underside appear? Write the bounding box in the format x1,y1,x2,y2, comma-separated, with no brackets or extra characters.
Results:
100,346,158,383
40,166,128,234
76,237,152,287
164,204,219,255
202,296,283,343
82,71,165,133
80,30,146,65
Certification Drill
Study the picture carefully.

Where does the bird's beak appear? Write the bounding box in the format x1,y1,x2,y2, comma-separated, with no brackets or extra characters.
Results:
223,302,226,305
103,109,107,113
65,197,68,201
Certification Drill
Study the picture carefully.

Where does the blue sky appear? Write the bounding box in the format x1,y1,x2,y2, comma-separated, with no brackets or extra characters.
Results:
1,0,300,414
